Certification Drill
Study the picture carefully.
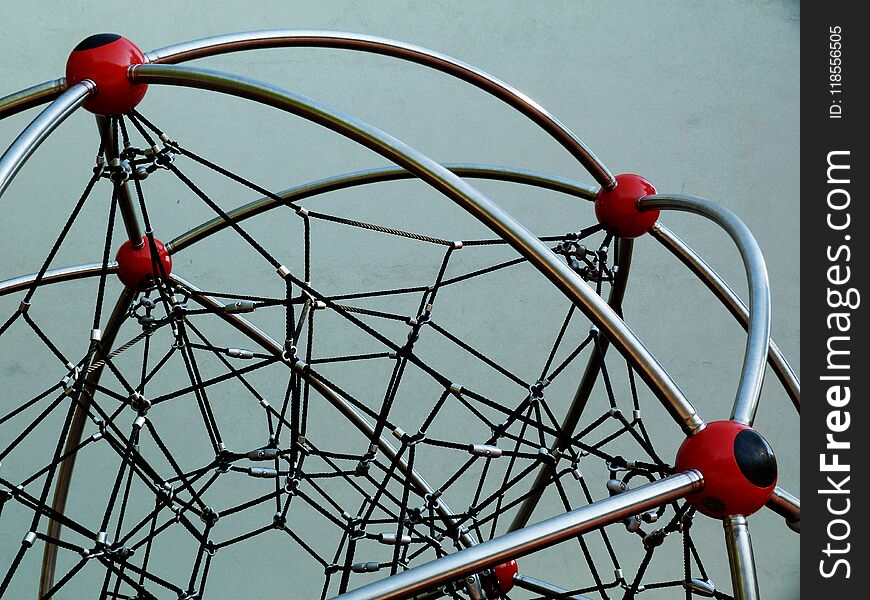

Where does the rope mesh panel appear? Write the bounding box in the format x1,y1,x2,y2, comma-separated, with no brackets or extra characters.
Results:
0,113,726,600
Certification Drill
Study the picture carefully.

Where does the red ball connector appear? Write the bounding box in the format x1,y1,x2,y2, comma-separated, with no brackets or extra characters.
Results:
115,236,172,290
482,559,517,597
66,33,147,115
594,173,659,238
493,559,517,594
675,420,777,518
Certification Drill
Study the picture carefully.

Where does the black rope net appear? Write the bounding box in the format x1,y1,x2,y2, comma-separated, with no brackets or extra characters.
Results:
0,113,729,600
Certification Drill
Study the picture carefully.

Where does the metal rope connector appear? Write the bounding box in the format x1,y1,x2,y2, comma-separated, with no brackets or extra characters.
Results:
470,444,502,458
224,300,257,314
61,365,82,396
377,532,412,546
247,467,279,478
351,561,381,573
247,447,279,461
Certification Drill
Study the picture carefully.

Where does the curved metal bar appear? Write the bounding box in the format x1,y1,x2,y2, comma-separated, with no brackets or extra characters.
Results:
169,273,476,550
508,238,634,532
723,516,760,600
0,78,66,120
638,194,769,427
129,63,702,436
0,81,94,200
40,287,136,596
650,222,799,412
167,163,596,254
144,29,615,189
331,470,704,600
0,262,114,297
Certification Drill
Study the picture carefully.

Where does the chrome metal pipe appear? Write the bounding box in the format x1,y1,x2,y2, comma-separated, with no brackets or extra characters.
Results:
0,81,94,200
95,115,144,245
638,195,769,427
143,30,615,189
767,486,800,533
39,288,137,596
167,163,597,253
0,262,115,297
723,516,760,600
513,574,594,600
331,470,703,600
171,274,476,550
651,222,799,412
0,78,67,120
129,63,702,436
508,239,635,532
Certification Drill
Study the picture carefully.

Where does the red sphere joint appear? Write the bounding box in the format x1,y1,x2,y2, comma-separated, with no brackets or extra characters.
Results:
487,560,517,597
594,173,659,238
66,33,147,115
115,236,172,290
675,421,777,518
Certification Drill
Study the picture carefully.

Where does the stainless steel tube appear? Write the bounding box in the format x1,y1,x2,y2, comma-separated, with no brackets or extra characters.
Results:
129,63,702,436
95,115,144,245
331,470,704,600
651,222,799,412
638,195,769,427
39,288,137,596
767,486,800,532
0,78,66,120
143,30,615,189
0,262,114,297
723,516,760,600
0,81,94,200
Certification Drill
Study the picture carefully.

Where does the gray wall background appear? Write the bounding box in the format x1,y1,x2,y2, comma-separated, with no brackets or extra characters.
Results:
0,1,799,598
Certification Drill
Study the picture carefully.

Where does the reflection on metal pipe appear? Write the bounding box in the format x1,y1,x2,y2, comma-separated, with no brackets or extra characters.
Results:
0,262,115,297
0,78,67,120
723,516,760,600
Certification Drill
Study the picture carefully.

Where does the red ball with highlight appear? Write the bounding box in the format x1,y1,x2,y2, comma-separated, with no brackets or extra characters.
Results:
675,421,777,518
594,173,659,238
66,33,147,115
115,236,172,290
492,560,517,595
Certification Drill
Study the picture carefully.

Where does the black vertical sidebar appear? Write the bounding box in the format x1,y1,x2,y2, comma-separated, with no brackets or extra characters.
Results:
802,2,866,596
